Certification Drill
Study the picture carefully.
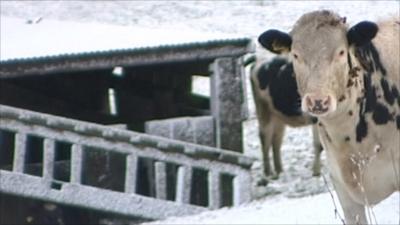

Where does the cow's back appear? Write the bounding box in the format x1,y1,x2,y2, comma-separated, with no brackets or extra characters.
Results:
250,56,312,127
373,18,400,85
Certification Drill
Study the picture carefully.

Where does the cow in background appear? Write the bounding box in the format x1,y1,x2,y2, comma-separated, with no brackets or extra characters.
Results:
249,55,323,178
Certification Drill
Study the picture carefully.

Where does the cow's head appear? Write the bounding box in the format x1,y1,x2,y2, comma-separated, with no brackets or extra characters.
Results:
258,10,378,117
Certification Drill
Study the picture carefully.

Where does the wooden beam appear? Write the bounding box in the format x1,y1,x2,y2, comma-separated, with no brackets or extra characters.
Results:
210,57,247,152
0,39,253,78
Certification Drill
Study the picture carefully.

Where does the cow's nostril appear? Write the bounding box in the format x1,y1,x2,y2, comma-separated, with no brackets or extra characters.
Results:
314,100,323,110
323,96,331,106
304,94,334,115
306,96,314,108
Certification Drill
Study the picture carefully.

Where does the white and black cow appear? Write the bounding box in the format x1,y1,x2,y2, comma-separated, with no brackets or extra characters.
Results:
249,56,323,177
258,10,399,224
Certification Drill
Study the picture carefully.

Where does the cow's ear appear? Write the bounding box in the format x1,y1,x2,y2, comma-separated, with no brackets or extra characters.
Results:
347,21,378,46
258,29,292,54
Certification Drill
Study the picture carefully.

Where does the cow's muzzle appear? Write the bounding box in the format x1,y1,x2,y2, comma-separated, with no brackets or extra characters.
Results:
302,94,336,116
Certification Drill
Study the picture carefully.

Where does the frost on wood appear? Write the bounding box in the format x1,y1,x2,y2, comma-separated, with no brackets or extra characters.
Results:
0,104,256,220
145,116,215,147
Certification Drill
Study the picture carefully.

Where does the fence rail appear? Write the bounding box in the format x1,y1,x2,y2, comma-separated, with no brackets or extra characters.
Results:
0,104,255,220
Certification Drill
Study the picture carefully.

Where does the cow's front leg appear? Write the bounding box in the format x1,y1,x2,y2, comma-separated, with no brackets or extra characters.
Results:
332,178,367,224
272,121,285,176
259,128,273,177
312,125,323,176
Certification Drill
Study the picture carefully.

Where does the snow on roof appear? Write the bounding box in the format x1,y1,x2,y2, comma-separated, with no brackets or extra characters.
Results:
0,17,250,62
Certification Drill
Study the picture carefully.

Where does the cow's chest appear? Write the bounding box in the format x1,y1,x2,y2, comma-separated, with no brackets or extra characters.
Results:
320,122,399,204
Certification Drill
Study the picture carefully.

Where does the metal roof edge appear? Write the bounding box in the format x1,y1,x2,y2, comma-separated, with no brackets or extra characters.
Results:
0,37,253,64
0,38,255,78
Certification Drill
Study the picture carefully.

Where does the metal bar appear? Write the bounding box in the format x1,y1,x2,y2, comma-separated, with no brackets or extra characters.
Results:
43,138,55,180
175,166,192,204
70,144,83,184
125,154,138,193
13,133,27,173
154,161,167,200
208,170,221,209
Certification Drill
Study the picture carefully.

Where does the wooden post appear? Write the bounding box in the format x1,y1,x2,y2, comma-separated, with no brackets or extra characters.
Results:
125,154,138,193
175,166,192,204
155,161,167,200
208,171,221,209
233,173,252,206
13,133,27,173
70,144,83,184
43,138,55,180
210,57,247,152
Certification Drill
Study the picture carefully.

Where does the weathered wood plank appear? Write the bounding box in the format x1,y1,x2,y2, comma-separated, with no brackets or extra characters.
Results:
13,133,27,173
210,57,247,152
175,166,192,204
125,154,138,193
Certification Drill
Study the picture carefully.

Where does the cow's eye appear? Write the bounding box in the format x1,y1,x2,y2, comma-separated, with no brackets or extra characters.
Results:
339,50,345,56
293,53,299,59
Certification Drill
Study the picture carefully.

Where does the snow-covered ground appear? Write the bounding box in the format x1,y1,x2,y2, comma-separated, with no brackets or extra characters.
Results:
145,192,400,224
1,1,399,224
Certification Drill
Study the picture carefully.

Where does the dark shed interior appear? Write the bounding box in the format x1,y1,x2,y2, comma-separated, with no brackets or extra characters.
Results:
1,60,212,131
0,26,254,223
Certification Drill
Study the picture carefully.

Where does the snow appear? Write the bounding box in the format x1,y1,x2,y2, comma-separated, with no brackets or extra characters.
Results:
0,17,244,61
1,1,399,224
145,192,400,225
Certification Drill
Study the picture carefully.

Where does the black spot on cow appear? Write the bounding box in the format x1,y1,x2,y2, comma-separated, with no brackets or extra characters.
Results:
348,110,353,116
355,42,387,75
257,58,288,90
363,73,377,113
338,95,346,102
380,78,396,105
258,58,303,117
396,115,400,130
347,79,354,88
372,103,392,124
392,85,400,99
357,97,363,104
356,99,368,143
344,136,351,142
393,86,399,97
349,67,360,78
392,85,399,104
356,114,368,143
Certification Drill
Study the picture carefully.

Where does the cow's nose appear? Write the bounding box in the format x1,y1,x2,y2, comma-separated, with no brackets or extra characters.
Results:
304,94,332,115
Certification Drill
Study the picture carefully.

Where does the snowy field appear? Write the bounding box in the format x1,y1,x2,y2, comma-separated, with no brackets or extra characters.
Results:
145,192,400,224
1,1,399,224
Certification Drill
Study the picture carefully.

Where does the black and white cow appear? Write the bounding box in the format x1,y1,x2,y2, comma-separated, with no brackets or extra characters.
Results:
258,10,399,224
249,55,322,177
